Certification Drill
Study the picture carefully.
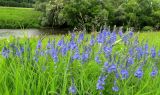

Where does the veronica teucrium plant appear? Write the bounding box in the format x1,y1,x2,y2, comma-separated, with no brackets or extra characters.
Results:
0,28,160,95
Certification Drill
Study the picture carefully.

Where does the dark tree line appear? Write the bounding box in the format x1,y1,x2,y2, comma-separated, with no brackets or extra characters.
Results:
0,0,35,3
36,0,160,31
0,0,35,7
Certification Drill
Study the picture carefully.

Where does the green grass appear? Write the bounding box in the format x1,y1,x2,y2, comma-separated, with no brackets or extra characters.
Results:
0,32,160,95
138,32,160,47
0,7,42,29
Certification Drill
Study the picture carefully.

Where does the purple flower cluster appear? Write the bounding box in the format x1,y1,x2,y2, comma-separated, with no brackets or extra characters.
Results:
69,85,77,94
1,46,10,58
134,67,143,78
112,80,119,92
121,69,129,79
96,75,107,90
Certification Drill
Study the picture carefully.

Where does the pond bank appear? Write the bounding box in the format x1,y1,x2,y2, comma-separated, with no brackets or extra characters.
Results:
0,29,69,38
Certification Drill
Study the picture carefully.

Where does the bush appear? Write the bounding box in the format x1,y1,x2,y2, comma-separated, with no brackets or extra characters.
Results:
37,0,160,31
142,26,154,31
39,0,109,31
39,0,65,27
34,1,47,12
155,23,160,30
62,0,108,31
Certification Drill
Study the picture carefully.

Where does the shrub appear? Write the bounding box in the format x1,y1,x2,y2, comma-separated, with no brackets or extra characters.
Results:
39,0,65,27
142,26,154,32
34,1,47,12
36,0,160,31
39,0,109,31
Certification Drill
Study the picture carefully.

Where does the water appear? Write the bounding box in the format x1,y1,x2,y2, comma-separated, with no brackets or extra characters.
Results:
0,29,68,38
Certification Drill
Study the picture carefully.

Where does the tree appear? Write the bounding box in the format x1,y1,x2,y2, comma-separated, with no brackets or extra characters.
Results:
37,0,160,31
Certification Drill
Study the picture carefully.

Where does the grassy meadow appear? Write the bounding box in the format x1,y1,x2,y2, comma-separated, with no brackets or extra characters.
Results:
0,31,160,95
0,7,42,29
0,0,160,94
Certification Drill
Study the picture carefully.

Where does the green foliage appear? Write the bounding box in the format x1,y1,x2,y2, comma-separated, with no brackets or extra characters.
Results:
0,0,35,7
61,0,109,31
34,1,47,12
0,7,42,29
37,0,160,31
142,26,154,32
43,0,65,27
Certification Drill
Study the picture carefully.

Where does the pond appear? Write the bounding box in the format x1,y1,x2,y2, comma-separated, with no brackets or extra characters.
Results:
0,29,69,38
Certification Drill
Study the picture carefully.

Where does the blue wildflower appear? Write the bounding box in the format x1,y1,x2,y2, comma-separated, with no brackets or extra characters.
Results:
112,86,119,92
134,37,139,45
73,50,80,60
57,38,64,47
61,44,68,56
40,51,44,56
36,40,42,49
78,32,84,43
46,40,51,49
107,64,117,73
68,40,77,50
129,48,134,56
90,35,95,46
97,33,104,43
35,49,39,55
129,31,134,38
33,56,39,62
151,68,158,77
144,43,148,50
115,72,120,79
102,62,109,72
151,47,156,58
144,43,149,55
104,62,109,68
51,39,56,48
127,57,134,64
53,55,58,62
96,75,107,90
85,46,92,54
102,28,107,37
71,33,76,40
136,47,144,60
95,56,101,64
122,35,128,44
103,46,112,57
134,68,143,78
1,47,10,58
110,32,117,44
118,28,123,37
121,69,129,79
69,85,77,94
51,48,58,63
69,56,74,64
20,46,24,54
81,52,89,62
15,47,20,56
112,81,119,92
107,30,111,36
